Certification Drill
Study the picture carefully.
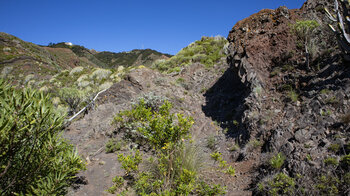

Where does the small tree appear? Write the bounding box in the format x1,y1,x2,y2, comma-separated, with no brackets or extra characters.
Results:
291,20,320,69
0,79,85,195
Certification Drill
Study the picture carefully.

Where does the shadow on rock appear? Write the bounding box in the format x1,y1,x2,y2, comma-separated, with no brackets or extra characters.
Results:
202,67,250,142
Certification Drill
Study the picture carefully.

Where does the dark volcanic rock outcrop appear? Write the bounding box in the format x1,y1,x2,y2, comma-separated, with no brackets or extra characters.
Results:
227,6,300,88
226,0,350,194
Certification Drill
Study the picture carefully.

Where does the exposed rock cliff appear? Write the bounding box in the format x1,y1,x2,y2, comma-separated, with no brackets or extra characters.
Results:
226,0,350,194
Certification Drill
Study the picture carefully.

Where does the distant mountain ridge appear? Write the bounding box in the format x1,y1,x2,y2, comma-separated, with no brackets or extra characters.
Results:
0,32,171,85
47,42,172,68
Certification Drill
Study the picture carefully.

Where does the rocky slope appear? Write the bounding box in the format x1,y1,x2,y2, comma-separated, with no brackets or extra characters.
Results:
65,37,251,195
1,0,350,194
65,0,350,195
226,0,350,194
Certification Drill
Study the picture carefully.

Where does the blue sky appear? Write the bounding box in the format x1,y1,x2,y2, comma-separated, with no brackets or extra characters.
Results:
0,0,305,55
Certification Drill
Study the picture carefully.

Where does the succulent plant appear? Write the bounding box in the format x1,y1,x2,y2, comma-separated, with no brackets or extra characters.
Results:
325,0,350,61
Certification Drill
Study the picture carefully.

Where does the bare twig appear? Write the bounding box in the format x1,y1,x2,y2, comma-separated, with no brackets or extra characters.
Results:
67,88,109,122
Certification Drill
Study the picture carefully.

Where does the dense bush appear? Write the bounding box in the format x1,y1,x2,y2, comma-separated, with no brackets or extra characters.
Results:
59,87,84,116
0,79,85,195
258,173,296,196
109,99,226,195
114,99,193,149
105,138,124,153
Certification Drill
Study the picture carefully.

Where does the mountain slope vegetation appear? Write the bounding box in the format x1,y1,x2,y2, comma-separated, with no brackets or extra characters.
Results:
1,0,350,195
48,42,172,69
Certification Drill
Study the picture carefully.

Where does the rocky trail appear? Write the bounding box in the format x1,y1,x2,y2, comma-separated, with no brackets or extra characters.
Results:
63,0,350,195
65,62,256,195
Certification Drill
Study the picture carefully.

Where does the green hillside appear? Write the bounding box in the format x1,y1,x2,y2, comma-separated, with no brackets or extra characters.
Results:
48,42,172,68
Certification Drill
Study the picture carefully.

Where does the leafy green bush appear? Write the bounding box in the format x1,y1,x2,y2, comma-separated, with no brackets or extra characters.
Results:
105,138,124,153
324,157,339,166
110,99,225,195
210,152,222,162
114,99,193,149
210,152,235,176
106,176,125,194
196,181,227,196
269,153,286,170
224,166,235,176
58,87,84,116
316,175,340,195
248,139,263,150
258,173,295,196
328,144,341,153
118,150,142,175
341,154,350,170
0,79,85,195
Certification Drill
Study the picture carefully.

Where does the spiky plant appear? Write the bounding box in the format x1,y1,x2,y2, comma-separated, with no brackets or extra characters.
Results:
325,0,350,61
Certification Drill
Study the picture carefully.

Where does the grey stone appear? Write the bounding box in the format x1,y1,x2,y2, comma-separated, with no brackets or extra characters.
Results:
281,142,295,155
295,129,311,143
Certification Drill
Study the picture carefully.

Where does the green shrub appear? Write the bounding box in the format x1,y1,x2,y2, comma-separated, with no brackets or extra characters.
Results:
206,135,217,150
290,20,320,67
269,153,286,170
316,175,339,195
288,90,298,102
133,172,163,195
58,87,84,116
258,173,295,196
114,99,193,149
210,152,222,162
105,138,124,153
135,92,168,112
224,166,235,176
341,154,350,170
320,89,331,94
324,157,339,166
0,79,85,195
110,98,227,195
195,181,227,196
328,144,341,153
248,139,263,149
106,176,125,194
111,98,229,195
343,173,350,185
118,150,142,175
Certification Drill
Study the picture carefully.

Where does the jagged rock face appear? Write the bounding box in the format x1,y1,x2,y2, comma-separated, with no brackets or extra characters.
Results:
226,0,350,193
225,6,303,145
301,0,334,23
227,6,301,89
